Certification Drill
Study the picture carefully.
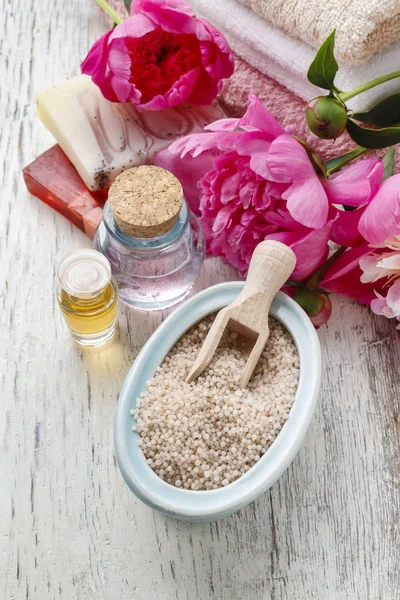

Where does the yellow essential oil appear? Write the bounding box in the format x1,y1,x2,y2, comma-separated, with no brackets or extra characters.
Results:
56,249,118,346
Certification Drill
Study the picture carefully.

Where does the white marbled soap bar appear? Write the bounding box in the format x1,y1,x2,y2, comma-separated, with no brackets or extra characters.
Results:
37,75,225,191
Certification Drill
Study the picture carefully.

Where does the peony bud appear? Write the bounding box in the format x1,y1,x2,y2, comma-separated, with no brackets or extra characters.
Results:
293,289,332,328
306,96,347,140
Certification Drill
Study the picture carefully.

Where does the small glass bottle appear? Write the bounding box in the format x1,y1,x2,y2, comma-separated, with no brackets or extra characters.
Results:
56,249,118,346
94,166,205,311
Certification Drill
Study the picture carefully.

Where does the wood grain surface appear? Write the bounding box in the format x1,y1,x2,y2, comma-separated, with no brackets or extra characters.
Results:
1,1,400,598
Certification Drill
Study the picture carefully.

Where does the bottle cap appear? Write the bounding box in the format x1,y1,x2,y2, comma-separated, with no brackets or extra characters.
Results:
108,165,183,238
58,249,111,298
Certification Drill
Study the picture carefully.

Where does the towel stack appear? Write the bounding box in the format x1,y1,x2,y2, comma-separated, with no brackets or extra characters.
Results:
185,0,400,171
189,0,400,111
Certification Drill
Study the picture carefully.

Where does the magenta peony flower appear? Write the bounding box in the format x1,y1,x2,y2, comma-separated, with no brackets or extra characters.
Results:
155,95,381,280
81,0,234,111
320,244,379,304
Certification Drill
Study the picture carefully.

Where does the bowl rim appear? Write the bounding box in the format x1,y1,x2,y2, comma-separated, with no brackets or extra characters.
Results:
114,282,321,521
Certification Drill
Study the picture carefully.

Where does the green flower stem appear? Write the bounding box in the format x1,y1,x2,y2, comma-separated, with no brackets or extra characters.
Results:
93,0,124,24
340,71,400,102
325,146,368,176
306,246,347,291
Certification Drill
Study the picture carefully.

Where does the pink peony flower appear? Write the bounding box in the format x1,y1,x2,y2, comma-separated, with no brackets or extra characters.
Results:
321,235,400,328
322,174,400,325
358,174,400,244
81,0,234,111
155,95,380,279
359,235,400,327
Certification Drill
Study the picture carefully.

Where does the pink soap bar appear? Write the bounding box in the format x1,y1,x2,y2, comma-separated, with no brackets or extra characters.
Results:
23,145,105,238
83,207,104,238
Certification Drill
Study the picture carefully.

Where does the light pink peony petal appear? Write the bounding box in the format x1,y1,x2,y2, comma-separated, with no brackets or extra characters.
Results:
134,1,195,33
323,159,383,206
359,174,400,244
236,132,272,154
265,220,333,281
205,118,241,132
237,95,285,138
212,204,236,234
110,14,155,40
107,37,134,83
154,147,215,214
377,253,400,273
261,135,328,229
166,131,242,159
107,73,141,103
386,278,400,316
131,0,194,17
287,220,333,281
359,254,385,283
370,292,393,317
281,178,328,229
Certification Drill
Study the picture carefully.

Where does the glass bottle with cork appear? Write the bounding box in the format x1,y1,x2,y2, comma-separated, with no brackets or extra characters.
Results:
94,165,205,311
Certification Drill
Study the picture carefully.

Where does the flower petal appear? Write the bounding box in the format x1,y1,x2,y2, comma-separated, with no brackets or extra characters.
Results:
165,130,242,159
386,278,400,316
370,292,394,317
205,118,241,132
359,174,400,244
263,135,328,229
131,0,195,17
81,30,113,84
110,14,155,41
154,147,215,214
323,159,383,207
359,254,386,283
266,220,334,281
237,95,285,138
330,206,366,247
321,244,373,297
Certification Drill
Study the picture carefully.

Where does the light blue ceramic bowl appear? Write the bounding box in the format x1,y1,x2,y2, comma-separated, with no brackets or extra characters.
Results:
114,282,321,522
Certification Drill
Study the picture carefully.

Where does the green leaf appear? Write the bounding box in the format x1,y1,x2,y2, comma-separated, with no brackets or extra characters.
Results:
325,146,367,176
352,94,400,127
123,0,133,13
307,30,339,91
346,119,400,149
382,146,395,181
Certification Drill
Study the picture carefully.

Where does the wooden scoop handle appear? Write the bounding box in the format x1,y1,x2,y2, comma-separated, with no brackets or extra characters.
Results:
231,241,296,328
185,241,296,388
231,241,296,388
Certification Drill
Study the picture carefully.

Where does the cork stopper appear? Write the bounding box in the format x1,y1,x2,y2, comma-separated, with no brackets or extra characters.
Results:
108,166,184,238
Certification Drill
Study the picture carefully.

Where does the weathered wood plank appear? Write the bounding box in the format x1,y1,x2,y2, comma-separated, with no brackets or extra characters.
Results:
1,0,400,598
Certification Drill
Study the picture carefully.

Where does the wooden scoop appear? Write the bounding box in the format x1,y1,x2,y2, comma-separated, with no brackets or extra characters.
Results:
186,241,296,388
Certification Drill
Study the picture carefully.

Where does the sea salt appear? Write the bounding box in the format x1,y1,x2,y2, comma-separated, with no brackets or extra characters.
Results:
132,315,299,490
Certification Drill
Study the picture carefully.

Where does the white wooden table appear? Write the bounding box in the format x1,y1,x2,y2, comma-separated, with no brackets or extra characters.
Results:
2,1,400,598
